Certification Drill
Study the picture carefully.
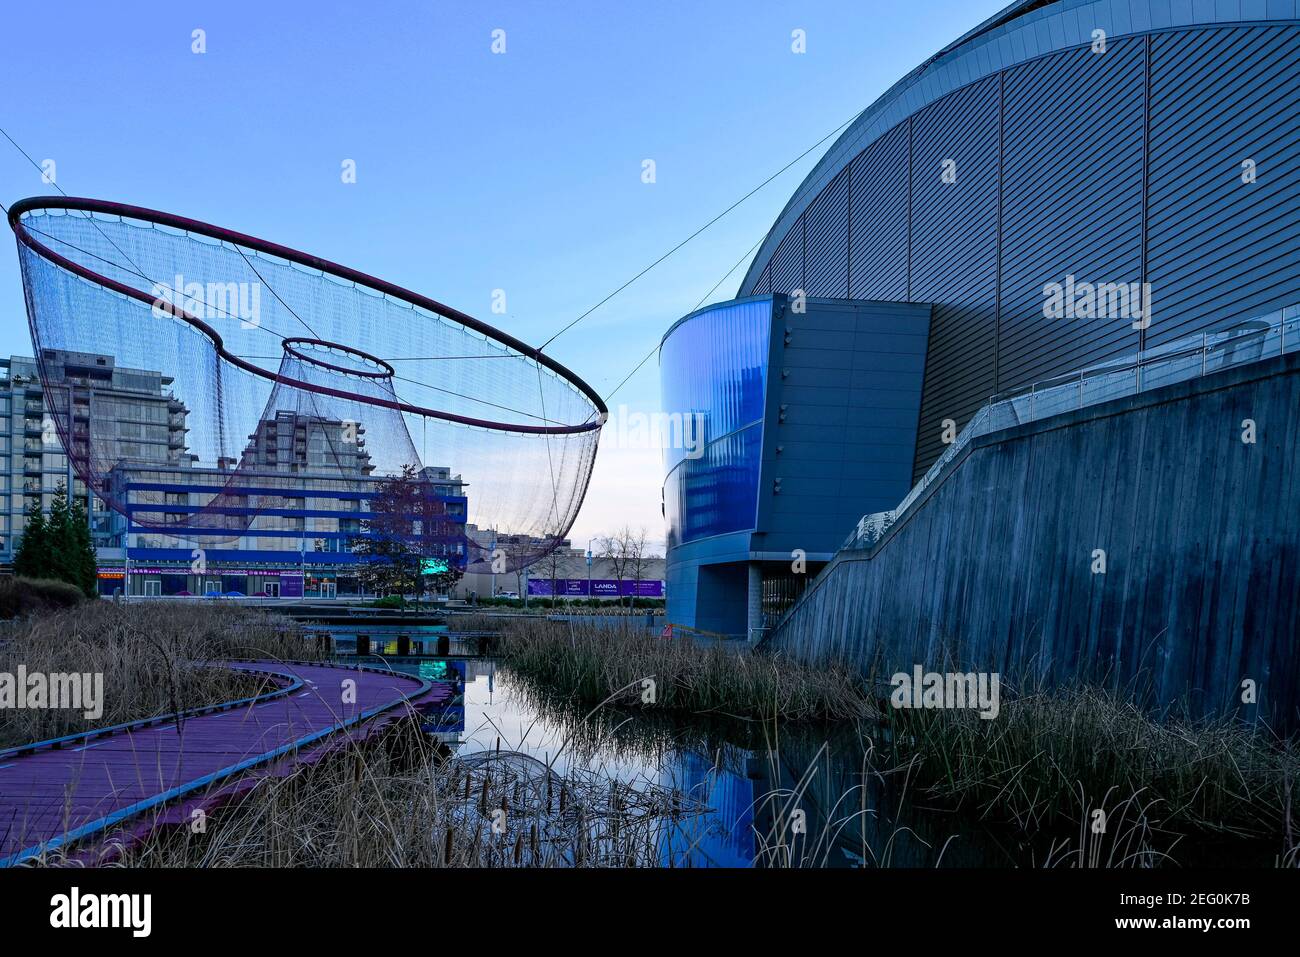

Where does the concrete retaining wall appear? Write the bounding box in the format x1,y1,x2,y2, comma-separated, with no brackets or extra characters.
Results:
764,352,1300,728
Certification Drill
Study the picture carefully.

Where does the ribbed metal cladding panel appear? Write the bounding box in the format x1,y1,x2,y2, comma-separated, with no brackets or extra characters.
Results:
1145,26,1300,345
909,75,1001,483
802,169,850,297
752,265,771,297
848,123,910,300
997,39,1145,394
769,216,805,294
740,19,1300,486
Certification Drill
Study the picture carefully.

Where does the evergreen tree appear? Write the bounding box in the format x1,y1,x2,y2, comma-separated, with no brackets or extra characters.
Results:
68,495,99,598
13,495,50,580
14,482,98,596
47,482,76,586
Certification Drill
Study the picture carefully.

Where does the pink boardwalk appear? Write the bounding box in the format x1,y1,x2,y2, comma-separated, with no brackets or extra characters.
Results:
0,661,445,865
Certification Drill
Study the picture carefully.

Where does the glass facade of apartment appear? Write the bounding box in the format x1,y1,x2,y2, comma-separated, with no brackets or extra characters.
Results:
0,350,469,597
0,352,183,563
119,463,467,598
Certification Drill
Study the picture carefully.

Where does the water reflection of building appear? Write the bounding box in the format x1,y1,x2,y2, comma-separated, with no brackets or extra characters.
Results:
414,659,466,735
420,657,498,751
660,748,755,868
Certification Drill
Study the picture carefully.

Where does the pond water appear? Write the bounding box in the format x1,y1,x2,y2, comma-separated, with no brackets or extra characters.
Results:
367,656,1022,867
319,646,1275,869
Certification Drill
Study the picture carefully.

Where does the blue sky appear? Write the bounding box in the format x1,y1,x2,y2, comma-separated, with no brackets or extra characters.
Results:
0,0,1005,549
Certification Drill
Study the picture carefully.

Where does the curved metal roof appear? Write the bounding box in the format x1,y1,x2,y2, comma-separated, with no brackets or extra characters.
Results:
739,0,1300,293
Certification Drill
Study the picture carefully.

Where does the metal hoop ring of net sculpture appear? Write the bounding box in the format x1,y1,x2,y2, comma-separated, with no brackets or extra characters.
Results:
9,196,606,573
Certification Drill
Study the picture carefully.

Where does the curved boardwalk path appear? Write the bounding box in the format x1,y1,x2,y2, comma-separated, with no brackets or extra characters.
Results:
0,661,446,866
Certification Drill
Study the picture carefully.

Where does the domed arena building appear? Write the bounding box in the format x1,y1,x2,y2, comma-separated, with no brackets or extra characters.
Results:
660,0,1299,725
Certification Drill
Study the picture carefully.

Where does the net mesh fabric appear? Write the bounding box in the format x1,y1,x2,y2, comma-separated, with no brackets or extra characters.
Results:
13,203,602,571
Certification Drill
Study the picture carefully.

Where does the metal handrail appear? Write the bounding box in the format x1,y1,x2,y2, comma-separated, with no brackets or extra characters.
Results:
845,304,1298,550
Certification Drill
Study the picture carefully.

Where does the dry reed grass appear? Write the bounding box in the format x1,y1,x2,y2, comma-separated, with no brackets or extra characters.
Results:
881,685,1300,849
0,600,318,747
484,617,872,723
103,728,706,868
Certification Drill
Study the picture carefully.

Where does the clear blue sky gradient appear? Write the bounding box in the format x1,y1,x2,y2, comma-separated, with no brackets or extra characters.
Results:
0,0,1005,548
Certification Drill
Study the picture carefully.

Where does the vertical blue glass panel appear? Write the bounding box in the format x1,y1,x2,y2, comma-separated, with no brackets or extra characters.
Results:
659,297,771,546
659,298,770,474
663,425,763,549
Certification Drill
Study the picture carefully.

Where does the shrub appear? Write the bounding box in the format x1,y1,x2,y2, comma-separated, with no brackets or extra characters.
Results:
0,576,86,619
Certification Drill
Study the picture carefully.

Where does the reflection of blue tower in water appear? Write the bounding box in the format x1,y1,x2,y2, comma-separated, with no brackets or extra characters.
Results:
660,749,755,868
415,659,466,734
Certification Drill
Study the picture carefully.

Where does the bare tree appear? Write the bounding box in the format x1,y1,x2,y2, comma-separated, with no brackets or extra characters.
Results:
538,546,566,604
625,527,650,607
597,525,648,610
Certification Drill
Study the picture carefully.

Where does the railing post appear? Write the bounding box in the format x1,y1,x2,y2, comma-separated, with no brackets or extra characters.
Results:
1201,333,1206,377
1078,369,1084,408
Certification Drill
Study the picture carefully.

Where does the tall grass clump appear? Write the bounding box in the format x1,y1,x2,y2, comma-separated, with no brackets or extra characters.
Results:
881,685,1300,846
0,600,320,748
486,617,872,722
106,729,703,868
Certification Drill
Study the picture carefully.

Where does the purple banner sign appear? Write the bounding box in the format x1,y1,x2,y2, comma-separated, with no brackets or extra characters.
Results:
527,578,663,597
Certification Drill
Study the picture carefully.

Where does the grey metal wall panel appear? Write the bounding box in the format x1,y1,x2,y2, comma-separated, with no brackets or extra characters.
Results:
909,75,1001,480
756,298,930,554
664,525,755,635
740,3,1300,301
847,124,910,300
769,217,804,294
803,169,850,297
997,39,1145,391
1145,26,1300,345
